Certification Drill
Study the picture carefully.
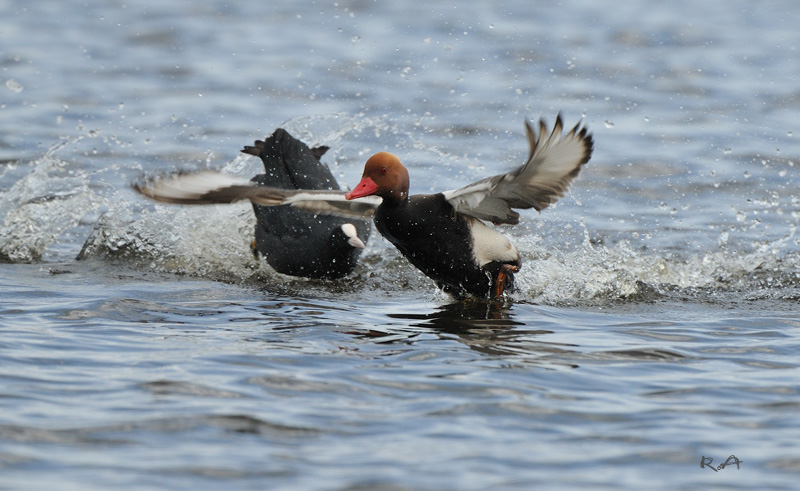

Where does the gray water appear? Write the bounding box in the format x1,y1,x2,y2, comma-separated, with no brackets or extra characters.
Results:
2,0,799,489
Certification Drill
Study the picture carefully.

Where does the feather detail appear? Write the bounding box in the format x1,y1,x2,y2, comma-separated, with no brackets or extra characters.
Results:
133,170,379,219
442,114,593,225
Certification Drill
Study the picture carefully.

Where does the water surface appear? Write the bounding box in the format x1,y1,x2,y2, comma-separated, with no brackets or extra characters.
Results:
2,0,799,489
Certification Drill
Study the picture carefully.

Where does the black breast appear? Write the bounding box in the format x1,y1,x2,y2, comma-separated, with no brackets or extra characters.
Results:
374,194,493,297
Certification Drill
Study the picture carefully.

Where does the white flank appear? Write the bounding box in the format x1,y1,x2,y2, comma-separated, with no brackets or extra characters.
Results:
468,218,519,267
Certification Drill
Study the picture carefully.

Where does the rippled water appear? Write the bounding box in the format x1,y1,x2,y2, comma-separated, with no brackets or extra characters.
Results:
2,0,800,489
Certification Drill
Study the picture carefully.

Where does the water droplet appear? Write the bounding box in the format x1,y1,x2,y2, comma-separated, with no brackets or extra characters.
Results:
604,120,615,128
5,79,23,93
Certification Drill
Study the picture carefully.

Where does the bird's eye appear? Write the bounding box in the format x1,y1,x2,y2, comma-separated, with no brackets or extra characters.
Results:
380,167,388,174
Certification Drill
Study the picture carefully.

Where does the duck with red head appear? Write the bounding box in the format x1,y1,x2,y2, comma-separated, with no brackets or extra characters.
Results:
346,152,522,298
134,115,592,300
345,115,593,299
345,152,409,203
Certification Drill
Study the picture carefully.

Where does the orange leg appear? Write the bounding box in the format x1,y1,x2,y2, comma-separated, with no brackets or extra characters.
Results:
250,240,260,260
493,264,520,299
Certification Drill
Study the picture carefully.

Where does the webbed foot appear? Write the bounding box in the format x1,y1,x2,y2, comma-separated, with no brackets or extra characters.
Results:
493,263,520,299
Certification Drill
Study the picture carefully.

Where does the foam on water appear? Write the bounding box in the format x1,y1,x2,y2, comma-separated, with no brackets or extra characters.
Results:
0,140,100,263
515,231,800,304
2,120,799,304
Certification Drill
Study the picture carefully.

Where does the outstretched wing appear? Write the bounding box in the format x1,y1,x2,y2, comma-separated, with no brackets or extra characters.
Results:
442,114,593,225
133,171,380,219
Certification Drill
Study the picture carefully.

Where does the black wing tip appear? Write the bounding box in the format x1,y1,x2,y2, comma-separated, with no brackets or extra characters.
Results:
552,112,564,135
555,114,594,166
525,112,592,154
581,130,594,165
131,180,146,196
572,119,594,166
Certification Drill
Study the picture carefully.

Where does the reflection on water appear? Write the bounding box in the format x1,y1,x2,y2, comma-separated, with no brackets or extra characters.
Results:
389,299,525,331
385,300,580,363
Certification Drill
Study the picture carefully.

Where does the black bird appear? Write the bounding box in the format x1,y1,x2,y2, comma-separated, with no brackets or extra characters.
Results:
135,128,371,279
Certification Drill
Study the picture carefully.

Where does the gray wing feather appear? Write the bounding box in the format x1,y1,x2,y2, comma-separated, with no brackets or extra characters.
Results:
133,171,379,219
442,114,593,225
